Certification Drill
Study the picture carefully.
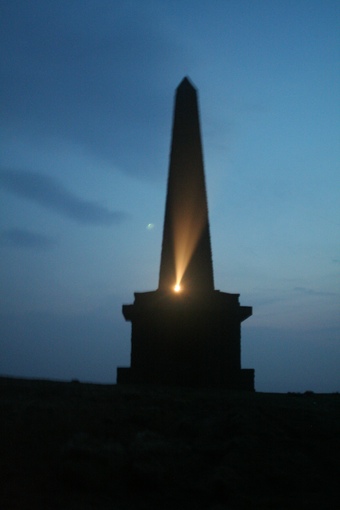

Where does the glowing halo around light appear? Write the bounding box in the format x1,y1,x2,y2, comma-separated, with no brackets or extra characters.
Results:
174,284,181,292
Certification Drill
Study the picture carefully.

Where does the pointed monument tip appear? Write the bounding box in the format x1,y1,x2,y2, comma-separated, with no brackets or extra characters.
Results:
177,76,196,91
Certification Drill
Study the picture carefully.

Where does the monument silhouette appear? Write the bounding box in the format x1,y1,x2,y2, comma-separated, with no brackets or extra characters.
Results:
117,77,254,390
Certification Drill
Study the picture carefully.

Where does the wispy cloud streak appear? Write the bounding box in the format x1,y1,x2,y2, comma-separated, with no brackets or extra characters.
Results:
294,287,338,298
0,169,128,225
0,228,55,249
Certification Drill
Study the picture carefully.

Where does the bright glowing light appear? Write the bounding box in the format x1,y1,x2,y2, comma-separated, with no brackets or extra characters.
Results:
174,284,181,292
172,182,207,287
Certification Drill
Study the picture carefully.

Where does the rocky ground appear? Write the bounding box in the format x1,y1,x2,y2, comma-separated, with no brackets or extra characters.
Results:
0,376,339,509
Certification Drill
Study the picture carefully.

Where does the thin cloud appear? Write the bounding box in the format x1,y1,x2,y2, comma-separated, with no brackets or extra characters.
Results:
0,169,128,225
0,228,55,250
293,287,338,298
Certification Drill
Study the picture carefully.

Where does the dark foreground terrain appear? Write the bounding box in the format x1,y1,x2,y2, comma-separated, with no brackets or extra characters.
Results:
0,377,339,509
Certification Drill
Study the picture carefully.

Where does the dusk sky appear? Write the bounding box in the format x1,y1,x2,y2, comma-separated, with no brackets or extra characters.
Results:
1,0,339,392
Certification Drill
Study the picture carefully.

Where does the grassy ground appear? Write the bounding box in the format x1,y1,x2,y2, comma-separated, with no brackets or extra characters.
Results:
1,376,339,509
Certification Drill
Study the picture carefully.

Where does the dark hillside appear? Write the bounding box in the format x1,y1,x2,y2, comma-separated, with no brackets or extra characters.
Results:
1,377,339,509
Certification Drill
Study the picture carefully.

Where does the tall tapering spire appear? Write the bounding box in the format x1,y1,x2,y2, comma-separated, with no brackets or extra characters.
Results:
158,77,214,292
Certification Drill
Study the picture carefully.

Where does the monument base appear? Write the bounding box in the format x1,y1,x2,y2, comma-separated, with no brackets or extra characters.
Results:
117,366,254,391
117,290,254,391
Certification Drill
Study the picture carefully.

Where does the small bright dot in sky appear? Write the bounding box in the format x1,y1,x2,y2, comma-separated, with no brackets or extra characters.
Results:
174,284,181,292
147,223,155,230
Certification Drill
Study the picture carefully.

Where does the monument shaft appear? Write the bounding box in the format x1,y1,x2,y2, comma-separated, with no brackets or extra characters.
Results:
159,78,214,292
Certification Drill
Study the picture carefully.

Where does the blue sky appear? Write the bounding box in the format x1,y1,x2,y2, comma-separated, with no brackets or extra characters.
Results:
1,0,339,392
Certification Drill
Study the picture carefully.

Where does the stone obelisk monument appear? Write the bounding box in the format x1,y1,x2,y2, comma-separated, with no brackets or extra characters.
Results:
159,77,214,293
117,77,254,390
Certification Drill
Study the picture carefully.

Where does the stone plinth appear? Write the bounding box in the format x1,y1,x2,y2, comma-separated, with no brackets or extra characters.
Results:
118,290,254,390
